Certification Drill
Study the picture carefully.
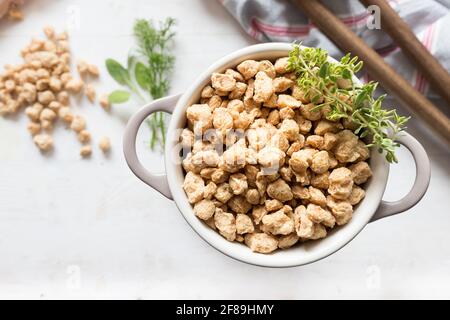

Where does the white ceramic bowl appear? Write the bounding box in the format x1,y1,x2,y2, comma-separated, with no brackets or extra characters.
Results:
123,43,430,268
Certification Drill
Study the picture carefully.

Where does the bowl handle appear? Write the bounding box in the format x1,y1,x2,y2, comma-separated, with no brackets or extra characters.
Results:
370,132,431,222
123,94,181,200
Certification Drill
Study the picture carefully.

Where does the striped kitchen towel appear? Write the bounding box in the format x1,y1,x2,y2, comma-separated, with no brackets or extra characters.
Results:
220,0,450,97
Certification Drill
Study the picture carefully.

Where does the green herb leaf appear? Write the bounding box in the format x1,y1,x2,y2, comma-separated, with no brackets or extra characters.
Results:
287,43,408,163
342,68,352,79
105,59,130,86
319,62,329,78
108,90,131,104
354,91,368,108
135,62,151,91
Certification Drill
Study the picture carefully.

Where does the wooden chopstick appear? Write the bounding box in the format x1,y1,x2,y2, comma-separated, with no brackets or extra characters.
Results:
293,0,450,144
360,0,450,106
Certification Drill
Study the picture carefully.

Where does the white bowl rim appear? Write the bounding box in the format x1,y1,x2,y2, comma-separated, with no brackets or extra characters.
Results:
165,43,389,268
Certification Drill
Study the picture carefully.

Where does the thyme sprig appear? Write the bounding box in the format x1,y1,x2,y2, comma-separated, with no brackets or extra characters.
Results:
287,44,409,163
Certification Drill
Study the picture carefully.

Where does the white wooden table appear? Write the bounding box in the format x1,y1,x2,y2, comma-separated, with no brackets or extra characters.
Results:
0,0,449,299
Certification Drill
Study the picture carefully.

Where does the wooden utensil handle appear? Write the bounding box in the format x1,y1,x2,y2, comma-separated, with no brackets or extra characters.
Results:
360,0,450,106
293,0,450,144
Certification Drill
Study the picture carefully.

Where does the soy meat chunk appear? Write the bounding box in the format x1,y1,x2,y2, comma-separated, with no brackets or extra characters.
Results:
183,172,205,204
220,143,247,173
236,214,254,234
33,134,53,151
355,140,370,161
310,150,330,174
287,140,304,157
228,173,248,195
228,195,252,214
258,60,276,78
229,82,247,99
211,169,229,184
257,146,285,169
308,186,327,206
322,132,338,151
186,104,213,133
214,183,233,203
309,224,327,240
328,153,338,169
263,93,277,108
294,205,313,238
201,85,214,98
333,130,360,163
265,199,284,212
279,118,299,142
280,166,293,182
212,107,233,133
300,103,321,121
191,150,220,168
327,196,353,226
252,205,268,225
182,153,200,174
348,185,365,206
70,115,86,132
214,208,236,241
233,110,254,130
314,120,343,135
194,199,216,220
245,233,278,253
204,182,218,200
266,179,293,202
277,94,301,109
289,149,317,173
349,161,372,185
292,185,310,201
268,132,289,152
180,128,194,149
253,71,274,103
261,209,294,235
211,73,236,92
295,114,312,134
237,60,259,80
225,68,245,82
306,203,335,228
80,146,92,158
247,126,271,151
27,122,41,136
328,167,354,200
291,85,309,103
310,172,330,189
208,95,222,110
245,189,261,205
37,90,55,105
273,77,294,92
274,57,289,74
306,135,323,149
278,233,299,249
267,109,280,126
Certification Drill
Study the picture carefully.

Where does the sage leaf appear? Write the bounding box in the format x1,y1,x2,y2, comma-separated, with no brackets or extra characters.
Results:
105,59,130,86
108,90,131,104
135,62,151,91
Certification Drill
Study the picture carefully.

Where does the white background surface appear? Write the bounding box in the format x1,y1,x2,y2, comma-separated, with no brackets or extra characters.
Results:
0,0,449,299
